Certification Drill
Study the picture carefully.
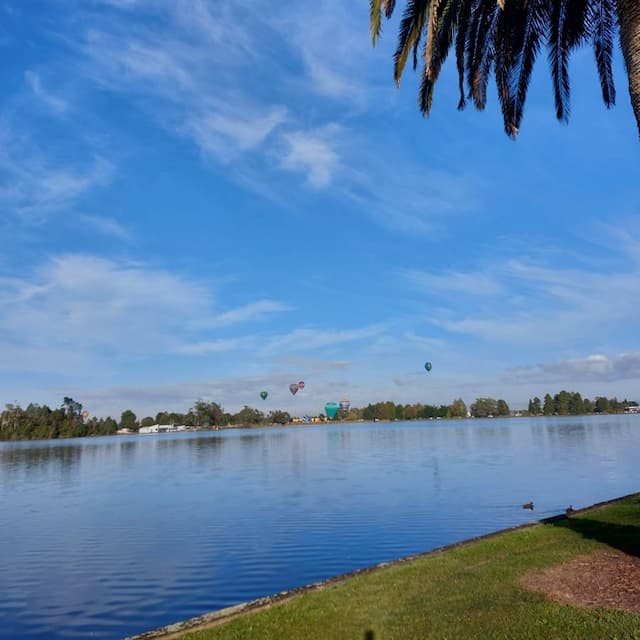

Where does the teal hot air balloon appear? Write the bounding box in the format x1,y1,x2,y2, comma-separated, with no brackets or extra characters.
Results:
260,391,268,400
425,361,433,372
325,402,339,419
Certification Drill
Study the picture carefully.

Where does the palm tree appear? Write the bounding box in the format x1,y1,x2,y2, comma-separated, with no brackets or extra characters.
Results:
370,0,640,138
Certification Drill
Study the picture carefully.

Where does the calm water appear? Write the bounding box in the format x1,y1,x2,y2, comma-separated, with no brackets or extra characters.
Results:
1,415,639,639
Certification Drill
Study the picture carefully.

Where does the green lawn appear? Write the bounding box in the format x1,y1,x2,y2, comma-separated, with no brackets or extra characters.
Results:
176,497,640,640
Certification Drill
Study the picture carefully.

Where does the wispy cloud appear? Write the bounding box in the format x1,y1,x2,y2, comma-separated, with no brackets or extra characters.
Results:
404,225,640,349
0,126,113,219
24,70,68,115
281,125,340,187
261,325,385,355
80,214,131,241
404,269,504,296
506,353,640,384
0,254,291,372
205,300,293,329
185,103,287,162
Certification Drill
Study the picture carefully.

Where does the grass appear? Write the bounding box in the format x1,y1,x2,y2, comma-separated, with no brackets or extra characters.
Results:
174,497,640,640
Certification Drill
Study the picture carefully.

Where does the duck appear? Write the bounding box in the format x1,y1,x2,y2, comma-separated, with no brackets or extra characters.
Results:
522,501,534,510
566,505,575,515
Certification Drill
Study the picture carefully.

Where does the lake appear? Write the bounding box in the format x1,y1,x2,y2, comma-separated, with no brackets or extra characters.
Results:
1,415,639,639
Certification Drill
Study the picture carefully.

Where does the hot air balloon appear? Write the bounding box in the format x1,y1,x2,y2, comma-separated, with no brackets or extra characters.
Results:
325,402,339,419
339,399,350,411
289,383,299,396
298,381,305,390
425,361,433,372
260,391,268,400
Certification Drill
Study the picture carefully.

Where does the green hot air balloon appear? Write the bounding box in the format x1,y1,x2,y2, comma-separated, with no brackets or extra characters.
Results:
425,361,432,372
260,391,268,400
325,402,339,419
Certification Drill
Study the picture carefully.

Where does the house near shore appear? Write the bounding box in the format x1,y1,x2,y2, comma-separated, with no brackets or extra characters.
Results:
139,424,187,434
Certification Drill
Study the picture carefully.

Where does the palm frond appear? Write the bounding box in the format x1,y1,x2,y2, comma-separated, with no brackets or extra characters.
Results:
454,0,474,109
510,0,549,130
548,0,590,122
394,0,431,85
371,0,397,46
420,0,460,114
590,0,617,107
494,0,521,136
468,0,499,110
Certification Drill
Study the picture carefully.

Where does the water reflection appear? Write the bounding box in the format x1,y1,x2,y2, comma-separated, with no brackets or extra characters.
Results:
0,415,639,640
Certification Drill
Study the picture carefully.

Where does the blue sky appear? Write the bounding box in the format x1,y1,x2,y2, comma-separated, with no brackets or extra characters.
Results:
1,0,639,419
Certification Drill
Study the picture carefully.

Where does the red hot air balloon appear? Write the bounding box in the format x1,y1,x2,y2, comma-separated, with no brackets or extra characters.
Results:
289,383,299,395
298,381,305,390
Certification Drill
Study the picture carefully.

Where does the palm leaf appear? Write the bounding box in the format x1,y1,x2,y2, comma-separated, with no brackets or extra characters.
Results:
468,0,499,110
510,0,549,131
394,0,431,85
420,0,460,114
590,0,616,107
455,0,474,109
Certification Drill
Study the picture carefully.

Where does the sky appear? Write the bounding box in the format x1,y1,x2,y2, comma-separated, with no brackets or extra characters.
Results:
1,0,639,419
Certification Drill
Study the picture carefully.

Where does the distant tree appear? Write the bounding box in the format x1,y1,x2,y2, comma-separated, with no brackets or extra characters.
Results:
192,400,224,427
595,397,611,413
532,397,542,415
120,410,138,430
404,404,418,420
155,412,171,425
471,398,498,418
268,410,291,425
496,399,510,416
233,406,264,425
543,394,555,416
568,392,585,415
140,416,154,427
450,398,467,418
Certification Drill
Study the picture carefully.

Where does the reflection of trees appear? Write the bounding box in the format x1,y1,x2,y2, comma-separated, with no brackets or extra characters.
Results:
0,444,83,481
118,439,138,465
185,434,225,462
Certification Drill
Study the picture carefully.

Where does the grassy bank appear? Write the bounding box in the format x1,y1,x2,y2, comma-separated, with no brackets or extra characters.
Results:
161,496,640,640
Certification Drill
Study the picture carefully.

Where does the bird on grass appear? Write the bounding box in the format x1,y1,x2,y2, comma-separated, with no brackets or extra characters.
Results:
522,502,534,510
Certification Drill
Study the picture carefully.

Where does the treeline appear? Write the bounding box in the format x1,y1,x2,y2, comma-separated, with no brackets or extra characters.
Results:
527,391,637,416
0,397,117,441
2,391,638,441
0,399,293,441
349,398,470,421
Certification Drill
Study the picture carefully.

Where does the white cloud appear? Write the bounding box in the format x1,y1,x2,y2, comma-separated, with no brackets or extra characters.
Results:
404,269,504,296
80,215,131,240
0,127,113,219
261,325,385,355
204,300,293,329
506,352,640,384
0,255,291,372
281,126,340,187
24,70,68,115
177,337,256,356
408,243,640,348
185,104,287,161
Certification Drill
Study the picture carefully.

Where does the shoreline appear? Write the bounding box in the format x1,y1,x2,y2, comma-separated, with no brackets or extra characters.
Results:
3,411,637,445
124,491,640,640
